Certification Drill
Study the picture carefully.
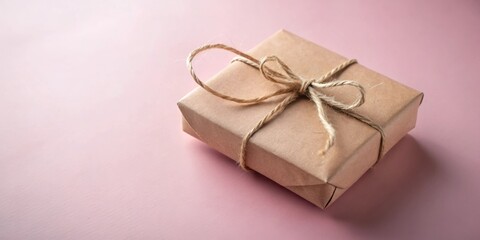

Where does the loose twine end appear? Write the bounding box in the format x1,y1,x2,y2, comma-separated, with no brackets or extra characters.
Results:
318,139,334,156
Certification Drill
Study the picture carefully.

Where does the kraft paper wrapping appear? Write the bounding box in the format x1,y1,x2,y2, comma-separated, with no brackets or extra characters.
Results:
178,30,423,208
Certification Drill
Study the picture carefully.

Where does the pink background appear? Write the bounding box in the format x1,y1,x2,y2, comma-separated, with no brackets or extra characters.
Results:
1,0,479,239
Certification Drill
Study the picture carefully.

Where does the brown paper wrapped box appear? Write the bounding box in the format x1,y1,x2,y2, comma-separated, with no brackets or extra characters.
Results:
178,30,423,208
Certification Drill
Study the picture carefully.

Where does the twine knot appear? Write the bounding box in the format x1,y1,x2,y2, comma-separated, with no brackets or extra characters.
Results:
298,78,315,95
187,44,385,171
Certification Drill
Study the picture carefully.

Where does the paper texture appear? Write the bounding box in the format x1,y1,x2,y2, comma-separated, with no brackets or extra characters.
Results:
178,30,423,208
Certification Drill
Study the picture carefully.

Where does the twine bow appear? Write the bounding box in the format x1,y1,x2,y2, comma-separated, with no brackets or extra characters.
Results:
187,44,385,171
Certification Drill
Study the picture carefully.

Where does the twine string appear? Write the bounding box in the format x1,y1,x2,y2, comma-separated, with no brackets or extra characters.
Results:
187,44,385,171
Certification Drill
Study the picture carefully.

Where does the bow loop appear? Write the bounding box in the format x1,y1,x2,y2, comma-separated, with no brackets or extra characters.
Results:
310,79,366,110
258,56,301,87
187,44,291,104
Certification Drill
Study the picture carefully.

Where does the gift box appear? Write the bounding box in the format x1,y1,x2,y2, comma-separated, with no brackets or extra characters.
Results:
178,30,423,208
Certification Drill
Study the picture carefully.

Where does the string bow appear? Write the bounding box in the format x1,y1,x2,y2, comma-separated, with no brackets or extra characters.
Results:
187,44,385,170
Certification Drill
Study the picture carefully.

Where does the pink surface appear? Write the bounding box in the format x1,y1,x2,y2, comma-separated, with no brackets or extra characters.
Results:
1,0,479,239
